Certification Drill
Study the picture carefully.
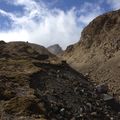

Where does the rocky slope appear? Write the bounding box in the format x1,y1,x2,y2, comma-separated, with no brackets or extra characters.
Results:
62,9,120,96
0,41,120,119
8,41,54,57
47,44,63,55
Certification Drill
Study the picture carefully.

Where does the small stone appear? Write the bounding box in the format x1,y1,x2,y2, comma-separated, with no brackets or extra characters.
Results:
81,89,84,93
118,112,120,115
84,73,89,77
96,83,108,94
110,117,114,120
106,114,110,117
91,112,97,116
60,108,65,116
80,107,83,113
60,108,65,112
74,87,78,93
79,114,83,117
70,117,76,120
86,103,92,111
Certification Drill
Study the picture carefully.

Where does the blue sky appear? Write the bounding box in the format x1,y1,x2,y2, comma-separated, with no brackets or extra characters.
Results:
0,0,120,49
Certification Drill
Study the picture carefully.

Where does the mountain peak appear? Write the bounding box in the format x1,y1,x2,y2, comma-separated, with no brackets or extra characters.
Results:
47,44,63,55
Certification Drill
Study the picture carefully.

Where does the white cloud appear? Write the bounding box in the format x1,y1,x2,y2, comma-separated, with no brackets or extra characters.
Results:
30,9,82,48
107,0,120,10
0,29,29,42
0,0,103,49
78,3,102,25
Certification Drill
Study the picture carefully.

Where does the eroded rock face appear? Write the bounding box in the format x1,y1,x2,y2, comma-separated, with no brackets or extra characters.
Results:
62,9,120,95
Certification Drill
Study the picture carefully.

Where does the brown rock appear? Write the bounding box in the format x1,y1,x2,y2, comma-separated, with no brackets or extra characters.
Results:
62,9,120,95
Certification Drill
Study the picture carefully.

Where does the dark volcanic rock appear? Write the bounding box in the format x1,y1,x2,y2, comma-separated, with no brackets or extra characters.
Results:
29,62,120,120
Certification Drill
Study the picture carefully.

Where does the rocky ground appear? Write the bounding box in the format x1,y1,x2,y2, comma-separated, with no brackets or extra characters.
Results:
0,41,120,120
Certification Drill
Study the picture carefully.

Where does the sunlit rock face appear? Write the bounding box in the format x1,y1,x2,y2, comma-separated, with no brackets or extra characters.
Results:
62,9,120,95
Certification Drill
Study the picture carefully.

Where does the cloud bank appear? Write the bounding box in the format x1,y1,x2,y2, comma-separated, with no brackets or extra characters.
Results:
0,0,119,49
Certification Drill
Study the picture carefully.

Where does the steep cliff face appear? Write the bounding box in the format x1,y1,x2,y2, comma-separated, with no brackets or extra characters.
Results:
47,44,63,55
62,9,120,95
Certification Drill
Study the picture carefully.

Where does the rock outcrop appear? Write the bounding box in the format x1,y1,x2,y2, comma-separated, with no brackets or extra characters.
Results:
62,9,120,96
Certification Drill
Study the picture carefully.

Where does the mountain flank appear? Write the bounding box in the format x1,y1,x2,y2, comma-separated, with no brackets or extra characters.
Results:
62,9,120,96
